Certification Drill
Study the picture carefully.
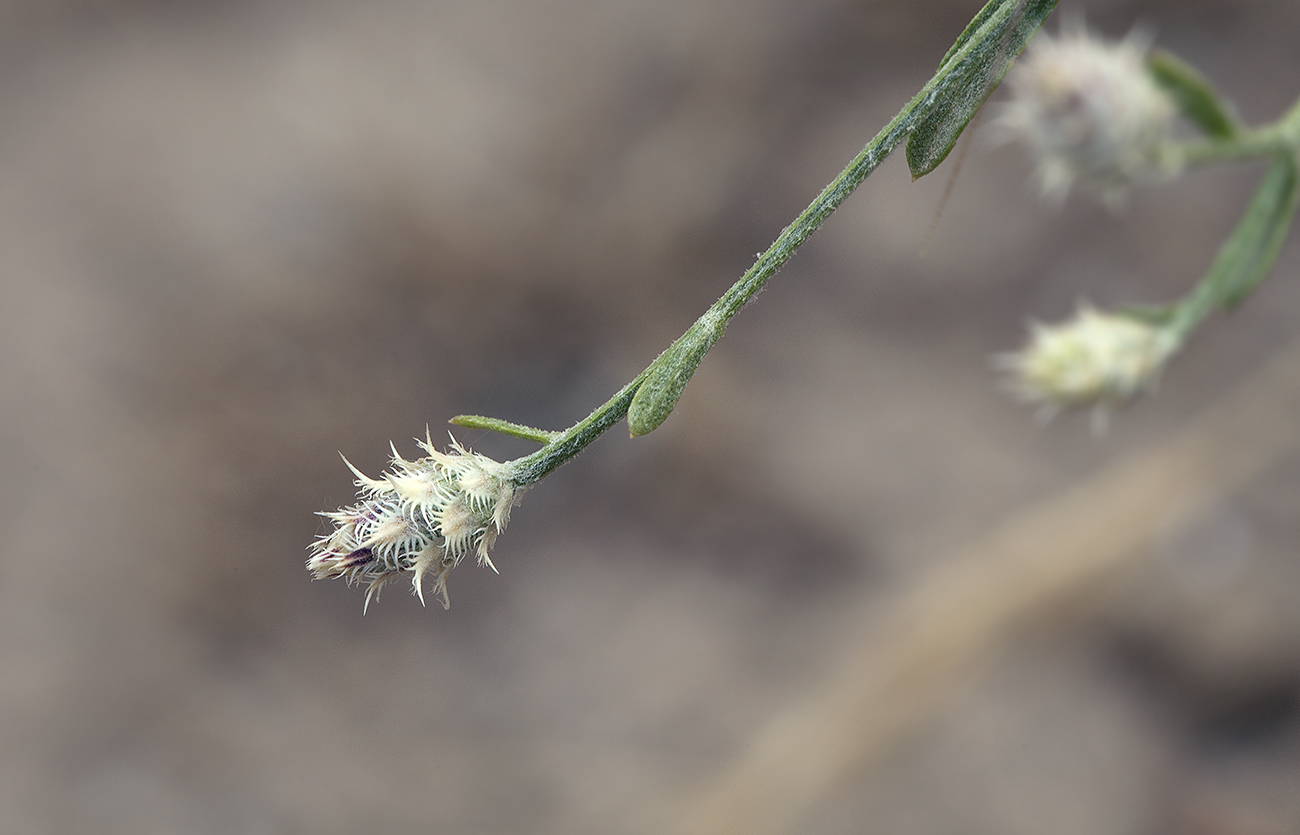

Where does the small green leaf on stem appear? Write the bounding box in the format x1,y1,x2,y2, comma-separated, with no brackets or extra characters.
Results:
449,415,561,445
626,313,726,437
1168,153,1299,338
1147,49,1240,140
1117,302,1178,327
1205,154,1299,308
906,0,1059,178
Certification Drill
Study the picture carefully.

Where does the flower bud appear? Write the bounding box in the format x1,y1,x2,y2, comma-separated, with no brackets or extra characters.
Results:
308,433,523,611
996,23,1177,202
999,305,1178,424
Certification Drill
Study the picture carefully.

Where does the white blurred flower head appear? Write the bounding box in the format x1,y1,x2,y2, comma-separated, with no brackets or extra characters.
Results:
1000,305,1178,423
309,433,523,611
996,22,1177,203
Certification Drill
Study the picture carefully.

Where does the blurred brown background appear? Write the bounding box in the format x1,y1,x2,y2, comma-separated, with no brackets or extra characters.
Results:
2,0,1299,832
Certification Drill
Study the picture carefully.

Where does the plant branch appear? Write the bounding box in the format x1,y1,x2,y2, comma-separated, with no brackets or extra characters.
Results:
499,0,1058,485
1171,94,1300,168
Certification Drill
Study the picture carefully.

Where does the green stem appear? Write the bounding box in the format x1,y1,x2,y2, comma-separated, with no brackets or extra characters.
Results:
502,0,1044,487
507,374,647,486
505,108,915,485
505,95,942,484
504,88,932,485
1173,95,1300,168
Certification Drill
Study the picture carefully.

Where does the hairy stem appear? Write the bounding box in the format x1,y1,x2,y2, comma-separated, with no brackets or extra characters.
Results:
503,0,1046,486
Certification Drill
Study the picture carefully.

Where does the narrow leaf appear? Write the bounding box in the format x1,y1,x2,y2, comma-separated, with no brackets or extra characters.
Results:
1118,303,1178,327
626,314,726,437
1147,49,1239,140
1205,154,1299,308
449,415,560,445
1171,153,1299,335
906,0,1059,178
933,0,1016,71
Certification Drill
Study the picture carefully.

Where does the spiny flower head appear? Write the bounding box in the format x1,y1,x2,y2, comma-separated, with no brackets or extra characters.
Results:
996,22,1177,203
308,432,523,611
999,304,1178,425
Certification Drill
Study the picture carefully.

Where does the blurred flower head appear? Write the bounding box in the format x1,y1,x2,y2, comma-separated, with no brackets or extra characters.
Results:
309,433,523,611
995,22,1177,203
999,305,1178,424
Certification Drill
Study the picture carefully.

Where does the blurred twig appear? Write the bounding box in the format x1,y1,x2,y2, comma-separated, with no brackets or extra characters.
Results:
679,337,1300,835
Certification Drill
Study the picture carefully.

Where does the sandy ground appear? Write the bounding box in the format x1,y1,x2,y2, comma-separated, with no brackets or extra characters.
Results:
1,0,1298,832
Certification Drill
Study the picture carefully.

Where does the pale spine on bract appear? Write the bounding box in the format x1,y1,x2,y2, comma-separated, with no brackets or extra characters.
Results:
995,21,1177,203
307,432,523,611
998,305,1178,427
